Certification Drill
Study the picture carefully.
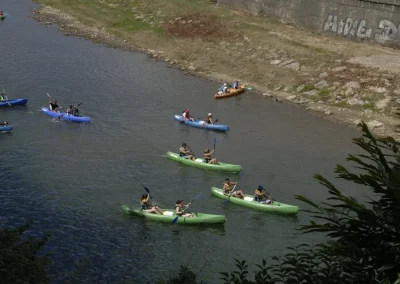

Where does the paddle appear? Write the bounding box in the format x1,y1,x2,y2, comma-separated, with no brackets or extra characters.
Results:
246,87,252,91
143,185,157,207
2,89,11,107
213,137,216,160
171,193,202,224
187,145,196,159
223,170,245,205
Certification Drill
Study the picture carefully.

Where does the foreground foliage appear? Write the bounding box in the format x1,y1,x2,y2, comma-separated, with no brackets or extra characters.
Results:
164,122,400,283
0,222,50,284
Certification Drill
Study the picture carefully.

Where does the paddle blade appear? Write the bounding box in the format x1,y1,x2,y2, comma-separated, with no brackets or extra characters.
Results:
193,193,202,201
223,198,229,205
46,93,51,98
171,216,179,224
143,186,150,194
213,137,216,145
247,87,252,91
77,102,83,107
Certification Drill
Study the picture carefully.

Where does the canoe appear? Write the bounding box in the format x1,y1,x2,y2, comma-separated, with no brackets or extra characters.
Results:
174,115,229,132
214,84,246,99
0,99,28,107
0,15,5,20
41,107,91,123
167,151,242,173
122,206,226,224
211,187,299,214
0,125,13,132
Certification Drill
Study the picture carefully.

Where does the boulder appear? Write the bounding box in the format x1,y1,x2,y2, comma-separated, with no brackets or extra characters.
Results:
344,81,360,89
366,120,384,129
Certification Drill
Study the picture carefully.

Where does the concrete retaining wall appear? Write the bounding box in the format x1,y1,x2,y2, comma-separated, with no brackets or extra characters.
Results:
217,0,400,45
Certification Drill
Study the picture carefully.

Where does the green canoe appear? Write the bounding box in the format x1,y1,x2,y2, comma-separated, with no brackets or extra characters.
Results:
122,205,226,224
0,15,5,20
166,151,242,173
211,187,299,215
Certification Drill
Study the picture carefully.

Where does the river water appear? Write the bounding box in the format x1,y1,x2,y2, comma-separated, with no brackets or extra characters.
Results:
0,1,363,283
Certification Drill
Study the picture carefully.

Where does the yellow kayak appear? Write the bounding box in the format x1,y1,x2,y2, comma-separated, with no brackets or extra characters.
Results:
214,84,246,99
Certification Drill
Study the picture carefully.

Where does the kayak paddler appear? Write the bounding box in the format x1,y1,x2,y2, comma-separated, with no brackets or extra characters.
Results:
179,143,195,160
175,199,193,218
0,121,9,126
254,185,274,205
203,149,217,164
140,193,163,214
49,100,61,112
223,178,245,199
205,113,214,125
66,105,80,116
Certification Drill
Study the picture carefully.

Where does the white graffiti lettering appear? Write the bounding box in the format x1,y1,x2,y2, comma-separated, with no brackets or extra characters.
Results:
323,15,399,44
374,19,398,43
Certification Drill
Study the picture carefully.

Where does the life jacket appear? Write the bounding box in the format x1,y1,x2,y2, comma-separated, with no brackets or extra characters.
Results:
224,182,232,192
140,198,151,209
176,203,184,212
205,116,212,123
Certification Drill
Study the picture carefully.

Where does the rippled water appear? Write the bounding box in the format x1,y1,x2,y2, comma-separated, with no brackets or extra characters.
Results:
0,1,363,283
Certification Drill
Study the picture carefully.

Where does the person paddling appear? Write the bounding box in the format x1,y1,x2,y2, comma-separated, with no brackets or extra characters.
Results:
140,193,163,214
203,149,217,164
182,109,195,122
66,105,80,116
223,178,245,199
175,199,193,218
179,143,195,160
49,100,61,112
0,121,9,126
205,113,214,125
254,185,273,205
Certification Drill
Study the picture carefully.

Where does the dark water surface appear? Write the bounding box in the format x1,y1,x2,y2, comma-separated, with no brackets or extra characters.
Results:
0,1,363,283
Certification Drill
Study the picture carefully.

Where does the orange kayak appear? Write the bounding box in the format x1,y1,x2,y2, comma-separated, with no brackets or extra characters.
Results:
214,84,246,99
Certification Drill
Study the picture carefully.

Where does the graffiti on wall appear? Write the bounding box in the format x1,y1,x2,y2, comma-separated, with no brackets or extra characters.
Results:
323,15,399,43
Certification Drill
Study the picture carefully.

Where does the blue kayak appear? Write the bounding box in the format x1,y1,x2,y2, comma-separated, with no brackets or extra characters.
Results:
41,107,91,123
0,125,13,132
174,115,229,131
0,98,28,107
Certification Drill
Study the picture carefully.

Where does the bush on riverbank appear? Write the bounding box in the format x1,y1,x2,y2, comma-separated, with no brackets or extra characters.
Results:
0,222,51,283
162,122,400,283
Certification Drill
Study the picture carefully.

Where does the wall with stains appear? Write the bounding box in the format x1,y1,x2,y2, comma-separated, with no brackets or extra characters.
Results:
217,0,400,45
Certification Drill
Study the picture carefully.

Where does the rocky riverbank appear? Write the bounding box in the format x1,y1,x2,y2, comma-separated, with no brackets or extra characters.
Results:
32,1,400,140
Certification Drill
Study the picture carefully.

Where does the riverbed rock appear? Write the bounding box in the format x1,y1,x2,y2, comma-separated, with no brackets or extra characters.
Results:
332,66,347,72
303,90,318,96
362,109,373,116
367,120,384,129
319,72,329,78
376,87,387,94
270,59,282,65
344,81,361,89
262,93,273,97
315,80,329,89
375,97,391,109
286,62,300,71
325,109,333,115
296,84,305,93
283,86,293,92
287,95,297,101
394,89,400,96
345,88,355,96
347,97,364,105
